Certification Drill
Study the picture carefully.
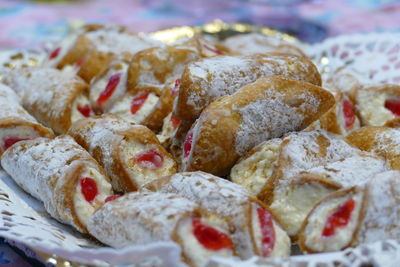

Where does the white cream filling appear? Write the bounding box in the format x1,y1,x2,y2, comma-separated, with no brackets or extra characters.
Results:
180,121,201,171
0,126,39,152
176,216,233,267
230,141,280,195
157,113,179,145
121,140,175,187
90,62,129,112
73,167,112,228
109,93,158,124
269,181,336,236
250,205,290,258
358,91,395,126
70,94,92,123
303,192,363,252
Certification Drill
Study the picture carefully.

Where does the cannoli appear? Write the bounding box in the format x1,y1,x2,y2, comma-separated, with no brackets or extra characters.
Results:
90,60,130,113
306,91,360,135
19,68,93,134
1,135,113,233
232,130,387,237
144,171,290,259
324,67,366,101
45,24,161,82
355,84,400,126
67,114,177,192
173,53,322,121
87,191,235,267
0,84,54,155
218,33,306,57
180,76,334,176
127,41,200,96
299,170,400,253
345,126,400,169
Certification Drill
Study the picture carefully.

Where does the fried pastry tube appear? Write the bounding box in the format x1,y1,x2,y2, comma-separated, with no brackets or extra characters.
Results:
355,84,400,126
87,191,236,267
173,53,322,121
68,114,177,192
218,33,306,57
144,171,290,259
127,35,223,97
306,91,360,135
299,170,400,253
180,76,334,176
0,84,54,155
90,60,130,113
18,68,93,134
231,130,388,237
45,24,161,82
345,126,400,169
1,135,113,233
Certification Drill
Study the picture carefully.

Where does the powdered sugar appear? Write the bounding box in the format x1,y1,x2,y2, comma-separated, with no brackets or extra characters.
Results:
235,90,320,156
147,171,250,217
183,54,318,117
356,171,400,244
86,30,161,56
20,67,84,119
87,191,198,248
0,135,105,231
0,83,39,123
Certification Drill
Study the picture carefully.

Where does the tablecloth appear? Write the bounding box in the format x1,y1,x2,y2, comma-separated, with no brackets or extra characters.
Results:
1,0,400,266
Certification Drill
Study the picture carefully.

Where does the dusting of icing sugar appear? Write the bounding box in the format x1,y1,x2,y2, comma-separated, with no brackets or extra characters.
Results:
302,154,388,188
356,171,400,244
185,54,316,116
87,191,198,248
0,83,39,124
86,31,161,56
20,68,84,119
375,129,400,154
235,90,320,156
0,135,104,230
278,131,360,179
148,171,250,217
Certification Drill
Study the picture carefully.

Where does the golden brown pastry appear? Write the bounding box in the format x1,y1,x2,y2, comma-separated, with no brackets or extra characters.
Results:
1,135,113,233
180,76,334,176
299,171,400,253
68,114,177,192
345,126,400,169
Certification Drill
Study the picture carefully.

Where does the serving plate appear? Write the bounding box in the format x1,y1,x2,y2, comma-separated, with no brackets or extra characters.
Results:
1,20,400,267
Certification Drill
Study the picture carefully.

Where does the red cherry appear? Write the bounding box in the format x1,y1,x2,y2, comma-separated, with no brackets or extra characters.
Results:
170,116,181,128
183,132,193,158
172,79,181,97
130,92,149,114
343,99,356,129
322,198,355,237
80,177,98,203
75,57,85,68
77,104,91,118
385,99,400,116
97,73,121,104
105,195,121,202
135,150,164,169
203,44,222,55
3,137,29,150
192,218,233,251
49,47,61,60
257,207,276,257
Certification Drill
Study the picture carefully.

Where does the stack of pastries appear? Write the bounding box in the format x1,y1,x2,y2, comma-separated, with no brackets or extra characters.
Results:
1,24,400,266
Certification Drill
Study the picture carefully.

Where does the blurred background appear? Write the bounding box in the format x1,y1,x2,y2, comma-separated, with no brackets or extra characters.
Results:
0,0,400,48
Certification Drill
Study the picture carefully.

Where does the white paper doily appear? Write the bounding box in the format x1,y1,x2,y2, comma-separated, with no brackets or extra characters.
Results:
1,31,400,267
304,32,400,84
